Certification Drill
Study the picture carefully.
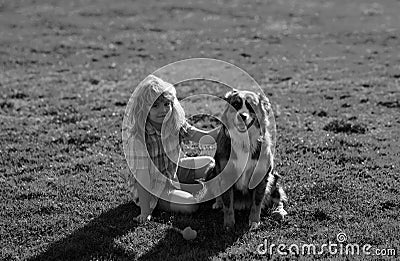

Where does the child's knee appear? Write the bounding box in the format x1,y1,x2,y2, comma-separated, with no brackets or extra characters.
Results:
169,202,198,214
195,156,215,169
194,157,214,178
162,189,199,213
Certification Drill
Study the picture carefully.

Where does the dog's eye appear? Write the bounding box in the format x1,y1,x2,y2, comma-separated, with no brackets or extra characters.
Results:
245,101,255,113
231,99,242,111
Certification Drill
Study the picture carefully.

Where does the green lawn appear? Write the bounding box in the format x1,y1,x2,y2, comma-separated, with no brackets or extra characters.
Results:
1,0,399,260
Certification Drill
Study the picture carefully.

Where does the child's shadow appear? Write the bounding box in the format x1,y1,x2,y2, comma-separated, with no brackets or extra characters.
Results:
28,202,141,261
28,202,250,260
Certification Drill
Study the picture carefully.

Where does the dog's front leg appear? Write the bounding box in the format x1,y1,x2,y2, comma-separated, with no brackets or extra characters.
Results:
221,188,235,230
249,181,267,230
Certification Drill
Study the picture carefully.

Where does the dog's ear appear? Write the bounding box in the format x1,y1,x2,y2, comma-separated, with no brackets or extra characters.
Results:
256,92,271,138
249,93,273,190
258,92,271,114
248,144,273,190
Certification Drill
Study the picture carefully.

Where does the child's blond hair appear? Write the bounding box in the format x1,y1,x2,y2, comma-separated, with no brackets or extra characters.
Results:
123,75,185,144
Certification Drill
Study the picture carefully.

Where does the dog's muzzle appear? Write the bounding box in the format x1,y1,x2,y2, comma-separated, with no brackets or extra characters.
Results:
236,113,256,132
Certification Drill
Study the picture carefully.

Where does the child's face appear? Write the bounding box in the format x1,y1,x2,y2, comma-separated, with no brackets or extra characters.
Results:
148,96,173,125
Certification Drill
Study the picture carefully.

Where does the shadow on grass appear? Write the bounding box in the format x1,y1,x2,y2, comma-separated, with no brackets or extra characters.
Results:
29,202,249,261
29,202,141,261
137,203,251,261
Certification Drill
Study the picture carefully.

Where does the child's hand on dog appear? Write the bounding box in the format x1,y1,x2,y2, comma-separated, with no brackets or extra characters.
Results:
133,213,152,223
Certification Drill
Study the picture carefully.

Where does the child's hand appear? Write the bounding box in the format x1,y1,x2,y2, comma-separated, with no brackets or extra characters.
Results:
133,213,152,223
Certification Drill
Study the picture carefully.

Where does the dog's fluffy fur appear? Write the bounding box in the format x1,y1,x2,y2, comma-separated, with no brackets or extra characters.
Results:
205,89,287,230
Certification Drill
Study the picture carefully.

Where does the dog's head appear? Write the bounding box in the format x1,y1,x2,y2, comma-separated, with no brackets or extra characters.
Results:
219,89,274,190
221,89,272,136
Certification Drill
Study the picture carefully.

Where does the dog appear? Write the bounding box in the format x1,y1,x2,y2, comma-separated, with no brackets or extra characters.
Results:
205,89,287,230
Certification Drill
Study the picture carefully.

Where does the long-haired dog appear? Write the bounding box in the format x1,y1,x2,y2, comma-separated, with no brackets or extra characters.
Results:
205,89,287,230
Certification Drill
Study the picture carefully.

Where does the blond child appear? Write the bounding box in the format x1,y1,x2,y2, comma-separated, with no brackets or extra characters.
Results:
122,75,219,222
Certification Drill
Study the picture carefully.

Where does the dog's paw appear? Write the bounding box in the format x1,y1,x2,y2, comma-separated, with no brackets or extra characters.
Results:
223,215,235,230
212,201,223,209
224,224,235,231
271,207,288,222
133,213,152,223
249,221,261,231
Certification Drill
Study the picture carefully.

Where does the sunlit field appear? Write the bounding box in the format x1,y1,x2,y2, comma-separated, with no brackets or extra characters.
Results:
1,0,399,260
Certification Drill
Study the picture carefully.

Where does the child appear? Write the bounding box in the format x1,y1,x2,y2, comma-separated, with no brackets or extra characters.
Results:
122,75,220,223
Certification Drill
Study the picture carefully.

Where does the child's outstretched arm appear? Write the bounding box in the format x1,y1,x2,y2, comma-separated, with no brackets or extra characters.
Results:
134,169,152,223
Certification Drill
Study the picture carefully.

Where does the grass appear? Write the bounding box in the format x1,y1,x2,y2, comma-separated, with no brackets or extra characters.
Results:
1,0,400,260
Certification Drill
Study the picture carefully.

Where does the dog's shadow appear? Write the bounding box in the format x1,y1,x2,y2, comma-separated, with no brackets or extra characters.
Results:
28,202,251,261
137,203,252,261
